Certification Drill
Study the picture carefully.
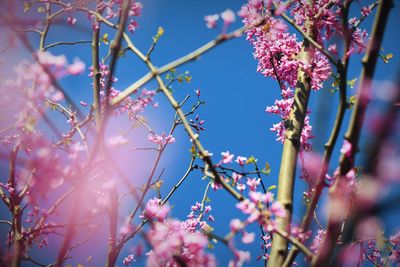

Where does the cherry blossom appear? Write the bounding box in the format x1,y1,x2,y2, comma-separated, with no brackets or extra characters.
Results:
221,150,234,164
205,14,219,29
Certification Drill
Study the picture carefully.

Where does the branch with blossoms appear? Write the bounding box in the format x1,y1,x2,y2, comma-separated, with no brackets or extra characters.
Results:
1,0,400,266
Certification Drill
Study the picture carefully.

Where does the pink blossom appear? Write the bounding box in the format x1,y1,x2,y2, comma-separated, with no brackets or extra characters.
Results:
50,91,64,102
221,9,235,25
328,43,338,55
235,156,247,166
246,177,260,191
230,218,244,232
141,198,170,221
148,132,175,146
146,219,216,266
237,183,246,192
190,202,201,212
361,6,372,17
128,20,138,33
229,250,251,267
204,205,212,213
310,230,326,254
242,231,255,244
123,254,135,265
204,14,219,29
67,16,77,25
232,172,242,183
37,51,67,68
221,150,234,164
340,139,352,158
211,181,222,191
249,191,267,204
274,4,286,16
248,0,262,9
66,58,85,75
270,201,286,218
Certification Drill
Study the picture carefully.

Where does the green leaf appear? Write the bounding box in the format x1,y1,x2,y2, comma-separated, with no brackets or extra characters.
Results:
347,95,357,109
102,33,109,45
37,6,45,13
184,75,192,83
261,162,271,175
347,78,357,89
382,53,393,63
246,156,258,164
267,185,277,192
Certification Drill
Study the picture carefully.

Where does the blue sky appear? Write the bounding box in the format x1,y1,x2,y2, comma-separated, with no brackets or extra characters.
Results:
1,0,400,266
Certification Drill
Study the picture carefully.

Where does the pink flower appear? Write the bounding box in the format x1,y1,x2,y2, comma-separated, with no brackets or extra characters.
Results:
232,172,242,184
221,9,235,25
310,230,326,254
123,254,135,265
248,0,262,9
66,58,85,75
230,250,251,267
270,201,286,218
37,51,67,68
361,6,372,17
230,218,244,232
165,134,175,144
242,231,255,244
204,14,219,29
237,183,246,192
148,132,175,146
141,198,170,221
128,20,138,33
51,91,64,102
249,191,267,204
235,156,247,166
146,219,216,266
340,140,352,158
246,177,260,191
221,151,234,164
204,205,212,213
67,16,77,25
328,43,338,55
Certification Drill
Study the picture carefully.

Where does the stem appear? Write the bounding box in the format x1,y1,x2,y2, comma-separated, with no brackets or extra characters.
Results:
91,2,101,129
9,147,22,267
283,2,353,265
103,0,131,116
268,18,314,267
39,3,51,51
162,157,195,205
108,16,268,106
105,187,119,267
43,40,91,51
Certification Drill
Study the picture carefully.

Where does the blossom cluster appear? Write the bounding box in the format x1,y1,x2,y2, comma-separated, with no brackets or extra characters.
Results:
141,198,216,266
